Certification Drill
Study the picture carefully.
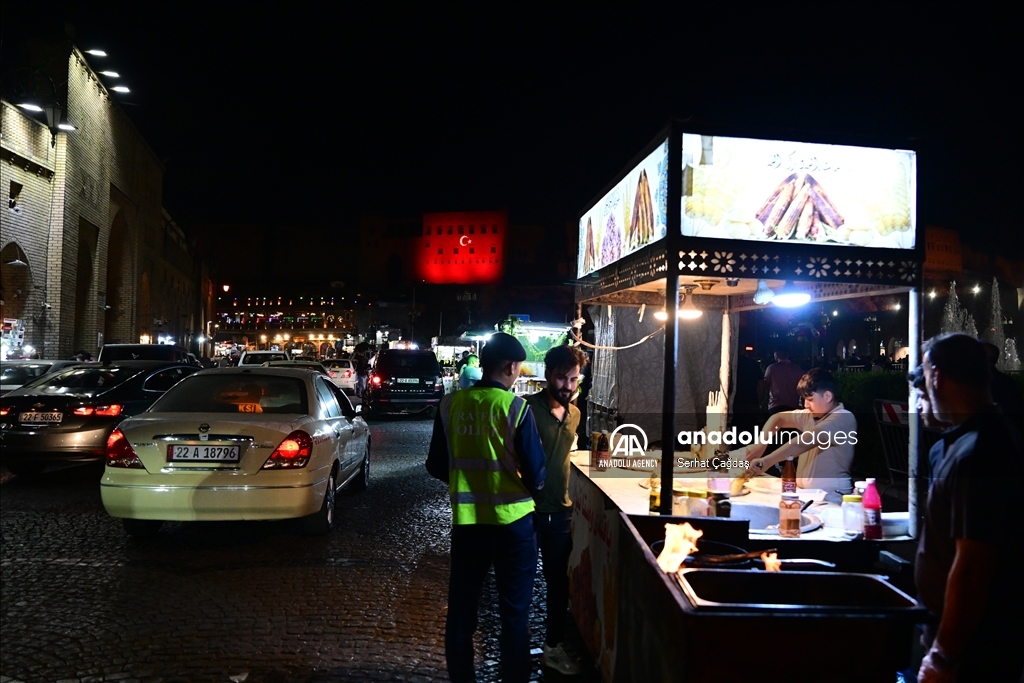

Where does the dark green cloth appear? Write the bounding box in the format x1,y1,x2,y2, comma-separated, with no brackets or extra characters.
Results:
525,391,580,513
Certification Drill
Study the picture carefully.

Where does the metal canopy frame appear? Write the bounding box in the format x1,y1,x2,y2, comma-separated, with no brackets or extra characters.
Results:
574,119,925,529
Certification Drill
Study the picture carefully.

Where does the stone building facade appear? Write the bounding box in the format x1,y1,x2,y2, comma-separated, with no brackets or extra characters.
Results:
1,42,210,359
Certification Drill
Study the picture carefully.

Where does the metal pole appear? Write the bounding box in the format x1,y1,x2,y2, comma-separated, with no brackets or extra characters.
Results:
660,123,683,514
908,288,923,538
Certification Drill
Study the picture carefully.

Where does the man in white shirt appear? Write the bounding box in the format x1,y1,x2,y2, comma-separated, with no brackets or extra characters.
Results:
744,368,857,500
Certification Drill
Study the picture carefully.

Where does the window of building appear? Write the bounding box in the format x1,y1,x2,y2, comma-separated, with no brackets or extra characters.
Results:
458,226,464,235
426,226,432,235
490,246,496,253
469,247,475,254
447,226,453,235
480,225,487,234
492,224,499,234
469,225,475,234
438,247,443,254
453,248,459,254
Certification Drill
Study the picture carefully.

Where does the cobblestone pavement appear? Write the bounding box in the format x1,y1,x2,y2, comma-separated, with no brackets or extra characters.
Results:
1,417,601,683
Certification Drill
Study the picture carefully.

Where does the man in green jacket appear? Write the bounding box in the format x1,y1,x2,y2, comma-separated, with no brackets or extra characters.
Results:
526,344,587,675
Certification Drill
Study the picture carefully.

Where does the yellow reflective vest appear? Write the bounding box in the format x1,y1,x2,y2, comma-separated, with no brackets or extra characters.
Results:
440,387,535,525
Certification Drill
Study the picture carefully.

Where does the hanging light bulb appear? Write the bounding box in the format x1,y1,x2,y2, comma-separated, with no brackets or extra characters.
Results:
752,279,775,305
772,282,811,308
654,309,668,321
678,285,703,320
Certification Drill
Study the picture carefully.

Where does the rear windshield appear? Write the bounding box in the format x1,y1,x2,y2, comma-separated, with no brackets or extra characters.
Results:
101,345,182,361
16,366,135,398
325,360,352,368
151,374,309,414
376,352,440,375
240,352,288,365
1,363,54,386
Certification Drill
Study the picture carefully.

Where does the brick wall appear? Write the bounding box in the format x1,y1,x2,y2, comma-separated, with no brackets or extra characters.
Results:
0,101,55,353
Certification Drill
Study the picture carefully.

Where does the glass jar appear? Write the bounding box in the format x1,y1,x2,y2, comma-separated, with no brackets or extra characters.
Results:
842,494,864,534
687,490,710,517
779,492,801,538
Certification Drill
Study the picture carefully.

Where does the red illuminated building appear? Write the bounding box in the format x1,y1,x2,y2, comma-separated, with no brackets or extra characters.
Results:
416,211,506,285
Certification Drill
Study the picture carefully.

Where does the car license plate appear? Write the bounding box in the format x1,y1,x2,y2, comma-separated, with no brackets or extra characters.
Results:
397,378,418,384
168,445,241,462
19,411,63,423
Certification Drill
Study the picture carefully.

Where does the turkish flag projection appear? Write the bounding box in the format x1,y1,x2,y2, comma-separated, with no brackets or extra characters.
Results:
416,211,506,285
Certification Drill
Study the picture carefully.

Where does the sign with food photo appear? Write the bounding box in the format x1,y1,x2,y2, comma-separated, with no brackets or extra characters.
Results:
680,134,916,249
578,140,668,277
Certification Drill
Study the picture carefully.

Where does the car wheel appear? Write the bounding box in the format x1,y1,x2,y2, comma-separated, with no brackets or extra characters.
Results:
123,518,163,538
351,443,369,492
6,463,46,477
303,471,336,536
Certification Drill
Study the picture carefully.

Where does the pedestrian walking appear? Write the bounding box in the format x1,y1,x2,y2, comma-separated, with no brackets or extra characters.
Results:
916,333,1024,682
426,332,546,683
457,354,482,389
355,351,370,397
525,344,587,675
758,349,805,415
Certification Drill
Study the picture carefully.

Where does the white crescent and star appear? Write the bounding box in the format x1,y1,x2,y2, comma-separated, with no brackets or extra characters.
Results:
459,235,471,246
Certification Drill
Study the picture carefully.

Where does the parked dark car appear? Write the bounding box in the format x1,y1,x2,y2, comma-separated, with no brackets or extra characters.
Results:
363,349,444,416
0,360,85,396
97,344,191,363
0,361,200,476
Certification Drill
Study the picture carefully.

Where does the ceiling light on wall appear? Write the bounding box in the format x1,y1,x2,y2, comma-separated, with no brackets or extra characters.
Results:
86,49,107,56
772,282,811,308
99,71,120,77
752,279,775,305
679,285,703,320
111,86,130,93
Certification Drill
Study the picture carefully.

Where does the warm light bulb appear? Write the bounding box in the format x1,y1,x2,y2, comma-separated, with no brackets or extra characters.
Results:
86,49,108,56
99,71,120,77
111,86,130,93
654,310,668,321
928,291,936,299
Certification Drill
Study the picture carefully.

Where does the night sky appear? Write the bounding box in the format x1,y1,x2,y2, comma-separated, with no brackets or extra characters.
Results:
4,1,1022,260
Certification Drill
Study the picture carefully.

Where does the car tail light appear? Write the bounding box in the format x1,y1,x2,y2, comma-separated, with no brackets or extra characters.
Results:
74,404,123,417
344,370,352,378
106,428,143,468
371,376,382,385
434,377,443,391
329,370,336,378
0,406,9,416
261,430,313,469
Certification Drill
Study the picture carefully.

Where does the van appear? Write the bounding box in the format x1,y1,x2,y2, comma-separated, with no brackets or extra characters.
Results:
98,344,192,363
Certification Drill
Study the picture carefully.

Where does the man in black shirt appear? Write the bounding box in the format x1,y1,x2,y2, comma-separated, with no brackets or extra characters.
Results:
916,334,1024,682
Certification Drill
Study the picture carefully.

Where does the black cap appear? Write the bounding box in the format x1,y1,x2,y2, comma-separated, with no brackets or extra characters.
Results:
480,332,526,367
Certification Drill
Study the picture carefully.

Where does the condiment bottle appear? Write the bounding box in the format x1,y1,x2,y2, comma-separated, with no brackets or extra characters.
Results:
782,456,797,494
649,485,661,515
779,492,801,538
590,431,601,467
595,431,610,471
862,478,883,539
842,494,864,534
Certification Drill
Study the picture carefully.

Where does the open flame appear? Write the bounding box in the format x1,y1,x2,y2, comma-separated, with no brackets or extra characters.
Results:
657,522,703,573
761,551,781,572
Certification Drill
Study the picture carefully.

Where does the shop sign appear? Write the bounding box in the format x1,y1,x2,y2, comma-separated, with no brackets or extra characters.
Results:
578,139,669,277
680,134,917,250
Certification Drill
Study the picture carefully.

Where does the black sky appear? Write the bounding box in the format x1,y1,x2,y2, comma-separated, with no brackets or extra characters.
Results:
4,1,1022,258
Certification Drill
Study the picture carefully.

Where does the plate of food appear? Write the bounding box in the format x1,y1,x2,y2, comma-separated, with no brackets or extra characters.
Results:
746,477,782,494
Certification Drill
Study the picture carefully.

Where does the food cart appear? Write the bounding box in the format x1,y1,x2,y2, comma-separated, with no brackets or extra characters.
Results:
568,121,925,681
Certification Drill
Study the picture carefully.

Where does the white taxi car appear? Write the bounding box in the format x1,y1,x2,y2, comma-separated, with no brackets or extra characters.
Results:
100,367,370,537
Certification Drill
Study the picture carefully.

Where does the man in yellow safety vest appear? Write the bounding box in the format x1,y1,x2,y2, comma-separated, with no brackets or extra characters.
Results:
426,332,546,683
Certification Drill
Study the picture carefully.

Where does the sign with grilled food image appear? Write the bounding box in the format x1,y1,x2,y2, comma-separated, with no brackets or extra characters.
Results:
680,134,916,249
579,139,668,277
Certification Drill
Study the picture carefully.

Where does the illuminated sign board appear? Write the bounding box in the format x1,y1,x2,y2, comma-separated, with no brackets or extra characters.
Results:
417,211,505,285
680,134,916,249
578,140,668,277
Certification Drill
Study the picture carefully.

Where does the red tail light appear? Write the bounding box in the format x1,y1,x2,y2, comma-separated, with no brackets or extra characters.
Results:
344,370,352,378
262,430,313,469
434,377,443,391
329,371,336,378
74,404,123,417
0,406,10,417
106,428,144,468
371,376,382,385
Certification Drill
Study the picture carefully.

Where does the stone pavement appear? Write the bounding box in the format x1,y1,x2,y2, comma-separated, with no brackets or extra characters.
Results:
0,418,600,683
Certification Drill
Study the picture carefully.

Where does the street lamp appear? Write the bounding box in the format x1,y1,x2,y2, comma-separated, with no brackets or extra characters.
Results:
223,284,230,293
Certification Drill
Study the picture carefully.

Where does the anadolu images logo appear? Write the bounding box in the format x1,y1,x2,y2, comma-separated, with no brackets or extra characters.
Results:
610,423,648,458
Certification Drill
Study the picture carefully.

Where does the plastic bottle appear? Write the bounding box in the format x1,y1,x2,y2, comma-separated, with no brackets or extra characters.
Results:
842,494,864,534
862,478,883,540
854,480,868,496
779,492,801,538
782,457,797,494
